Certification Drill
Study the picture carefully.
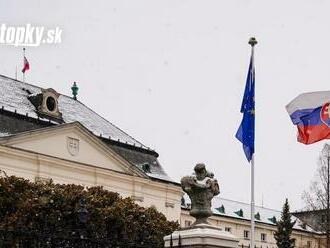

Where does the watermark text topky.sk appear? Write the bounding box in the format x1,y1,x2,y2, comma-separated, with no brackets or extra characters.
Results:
0,24,62,47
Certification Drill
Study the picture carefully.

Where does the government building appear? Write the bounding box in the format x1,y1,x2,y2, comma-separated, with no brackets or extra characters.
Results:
0,74,325,247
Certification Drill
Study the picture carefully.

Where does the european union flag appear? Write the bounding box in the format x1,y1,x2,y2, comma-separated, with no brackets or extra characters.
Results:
235,53,255,162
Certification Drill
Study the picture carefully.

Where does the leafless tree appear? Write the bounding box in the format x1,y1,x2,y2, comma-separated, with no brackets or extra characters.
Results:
303,155,329,211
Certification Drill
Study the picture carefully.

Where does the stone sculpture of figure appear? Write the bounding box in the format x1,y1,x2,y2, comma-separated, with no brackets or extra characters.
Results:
181,163,220,225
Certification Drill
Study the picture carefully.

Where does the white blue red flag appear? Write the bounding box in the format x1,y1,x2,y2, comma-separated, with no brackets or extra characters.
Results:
286,91,330,144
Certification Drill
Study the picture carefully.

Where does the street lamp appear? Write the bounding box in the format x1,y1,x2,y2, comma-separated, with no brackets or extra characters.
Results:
77,197,89,225
77,197,89,243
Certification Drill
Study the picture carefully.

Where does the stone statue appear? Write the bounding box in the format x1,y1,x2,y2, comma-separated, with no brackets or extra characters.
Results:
163,163,238,247
181,163,220,225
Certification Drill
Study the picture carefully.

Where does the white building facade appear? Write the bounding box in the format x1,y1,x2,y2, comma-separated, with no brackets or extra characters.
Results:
181,197,325,248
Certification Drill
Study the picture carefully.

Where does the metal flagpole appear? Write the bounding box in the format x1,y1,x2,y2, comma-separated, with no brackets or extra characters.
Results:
23,47,25,82
327,153,329,248
248,37,257,248
322,144,330,248
251,155,255,248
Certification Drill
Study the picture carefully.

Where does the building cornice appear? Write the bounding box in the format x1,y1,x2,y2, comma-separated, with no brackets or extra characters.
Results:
0,122,148,178
0,144,181,195
181,208,323,236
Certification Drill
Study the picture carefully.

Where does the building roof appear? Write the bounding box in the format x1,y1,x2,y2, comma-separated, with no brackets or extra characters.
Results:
0,74,175,184
293,209,326,215
182,195,320,234
0,74,148,148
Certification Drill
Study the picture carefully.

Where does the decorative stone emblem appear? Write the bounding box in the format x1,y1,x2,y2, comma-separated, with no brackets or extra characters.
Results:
181,163,220,225
67,137,79,156
164,163,239,248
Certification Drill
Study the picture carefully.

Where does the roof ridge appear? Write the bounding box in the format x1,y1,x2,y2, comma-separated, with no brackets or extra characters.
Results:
0,73,42,89
218,197,281,213
0,73,152,151
73,99,151,149
0,73,77,99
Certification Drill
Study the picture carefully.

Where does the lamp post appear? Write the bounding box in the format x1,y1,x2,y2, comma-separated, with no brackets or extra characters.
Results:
77,197,89,246
77,199,89,226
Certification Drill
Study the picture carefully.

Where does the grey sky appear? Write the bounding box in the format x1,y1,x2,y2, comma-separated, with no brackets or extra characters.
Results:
1,0,329,211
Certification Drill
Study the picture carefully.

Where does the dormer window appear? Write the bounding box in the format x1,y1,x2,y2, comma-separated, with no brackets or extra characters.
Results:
234,209,244,217
268,216,277,224
216,205,225,214
141,163,151,173
28,88,63,122
46,96,56,112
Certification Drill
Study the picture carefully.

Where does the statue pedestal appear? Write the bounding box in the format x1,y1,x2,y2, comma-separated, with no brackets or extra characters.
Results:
164,223,239,248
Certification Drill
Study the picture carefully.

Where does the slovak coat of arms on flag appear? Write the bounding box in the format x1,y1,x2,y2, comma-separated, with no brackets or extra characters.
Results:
286,91,330,144
320,102,330,127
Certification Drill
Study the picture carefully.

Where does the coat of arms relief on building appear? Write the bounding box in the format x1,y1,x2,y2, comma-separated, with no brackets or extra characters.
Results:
67,137,79,156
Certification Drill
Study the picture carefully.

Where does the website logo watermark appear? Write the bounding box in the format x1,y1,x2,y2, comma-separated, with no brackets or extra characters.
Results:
0,24,62,47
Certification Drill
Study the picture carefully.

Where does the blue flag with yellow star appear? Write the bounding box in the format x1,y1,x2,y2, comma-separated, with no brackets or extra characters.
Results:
236,53,255,162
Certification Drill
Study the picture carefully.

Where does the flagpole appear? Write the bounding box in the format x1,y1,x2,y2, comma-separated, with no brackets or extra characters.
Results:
251,155,255,248
248,37,257,248
23,47,25,82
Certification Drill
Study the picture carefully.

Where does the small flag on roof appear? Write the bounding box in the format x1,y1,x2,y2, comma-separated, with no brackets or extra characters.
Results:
286,91,330,144
22,56,30,73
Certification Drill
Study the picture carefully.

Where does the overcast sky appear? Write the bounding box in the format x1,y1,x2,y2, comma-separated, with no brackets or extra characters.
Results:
1,0,330,211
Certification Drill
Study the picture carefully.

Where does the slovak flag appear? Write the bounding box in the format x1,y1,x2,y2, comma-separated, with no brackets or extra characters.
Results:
286,91,330,144
22,56,30,73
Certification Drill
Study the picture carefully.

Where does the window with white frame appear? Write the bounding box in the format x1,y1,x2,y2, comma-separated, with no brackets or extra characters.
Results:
244,230,249,239
321,215,326,223
307,241,311,248
225,227,231,232
261,233,267,242
185,220,192,227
